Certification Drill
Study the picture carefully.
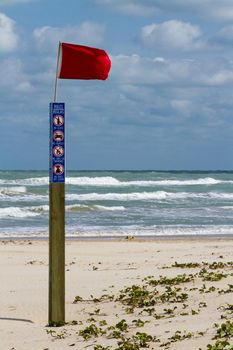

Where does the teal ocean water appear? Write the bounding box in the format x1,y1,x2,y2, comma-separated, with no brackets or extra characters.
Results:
0,170,233,238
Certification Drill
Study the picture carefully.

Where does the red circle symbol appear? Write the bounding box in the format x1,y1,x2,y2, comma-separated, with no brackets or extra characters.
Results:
53,146,64,157
53,164,64,175
53,114,64,126
53,130,64,142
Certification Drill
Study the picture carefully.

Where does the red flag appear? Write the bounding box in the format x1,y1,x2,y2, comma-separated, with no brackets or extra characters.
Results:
58,42,111,80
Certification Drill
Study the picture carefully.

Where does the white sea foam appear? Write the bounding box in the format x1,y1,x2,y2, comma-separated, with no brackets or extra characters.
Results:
67,191,233,201
66,204,125,211
208,192,233,199
65,224,233,237
66,176,121,186
94,205,125,211
0,177,48,186
221,206,233,210
0,206,41,219
0,193,48,202
30,205,49,212
128,177,227,186
67,191,195,201
65,176,232,187
0,175,231,187
0,186,27,196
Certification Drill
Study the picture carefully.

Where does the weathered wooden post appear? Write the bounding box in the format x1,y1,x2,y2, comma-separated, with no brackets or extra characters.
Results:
49,101,65,325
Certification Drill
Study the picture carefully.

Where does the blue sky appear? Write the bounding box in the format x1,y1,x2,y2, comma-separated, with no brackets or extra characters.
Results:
1,0,233,170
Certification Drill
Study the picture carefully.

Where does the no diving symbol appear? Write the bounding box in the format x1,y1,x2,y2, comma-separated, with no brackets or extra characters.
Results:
53,114,64,126
53,146,64,157
53,130,64,142
53,164,64,175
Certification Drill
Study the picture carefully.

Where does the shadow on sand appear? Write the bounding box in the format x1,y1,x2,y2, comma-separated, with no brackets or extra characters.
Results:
0,317,33,323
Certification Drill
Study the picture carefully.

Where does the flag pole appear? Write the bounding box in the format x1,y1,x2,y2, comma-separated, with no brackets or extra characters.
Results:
54,41,61,102
49,40,65,326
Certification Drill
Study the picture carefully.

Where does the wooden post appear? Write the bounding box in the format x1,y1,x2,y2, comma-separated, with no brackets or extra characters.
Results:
49,99,65,325
49,182,65,325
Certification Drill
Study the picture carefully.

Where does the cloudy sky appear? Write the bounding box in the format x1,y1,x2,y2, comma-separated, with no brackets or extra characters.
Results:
1,0,233,170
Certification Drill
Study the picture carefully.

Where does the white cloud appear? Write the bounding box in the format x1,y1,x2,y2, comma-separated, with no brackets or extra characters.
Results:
33,22,105,52
0,0,33,4
94,0,233,21
0,12,18,52
140,20,202,51
111,54,233,87
170,99,193,117
95,0,156,16
215,25,233,44
0,58,32,92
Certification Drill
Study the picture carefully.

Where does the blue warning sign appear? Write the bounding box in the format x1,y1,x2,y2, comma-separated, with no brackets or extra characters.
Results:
49,103,65,183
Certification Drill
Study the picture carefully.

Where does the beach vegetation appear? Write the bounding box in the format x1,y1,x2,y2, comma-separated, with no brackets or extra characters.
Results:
169,330,194,342
115,341,140,350
206,340,233,349
68,258,233,350
117,284,156,308
198,268,228,282
79,324,106,340
172,261,201,268
132,319,148,327
213,321,233,340
144,273,194,286
46,328,68,339
218,304,233,317
115,319,128,332
199,302,208,308
219,285,233,294
94,345,111,350
159,286,188,303
73,295,83,303
132,332,154,347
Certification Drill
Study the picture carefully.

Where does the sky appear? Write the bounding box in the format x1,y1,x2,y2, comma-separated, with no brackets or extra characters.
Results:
1,0,233,170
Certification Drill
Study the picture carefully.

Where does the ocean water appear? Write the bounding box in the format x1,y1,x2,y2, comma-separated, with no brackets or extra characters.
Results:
0,170,233,238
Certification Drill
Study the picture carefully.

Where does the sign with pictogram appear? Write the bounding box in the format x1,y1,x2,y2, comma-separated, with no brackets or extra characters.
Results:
53,146,64,157
53,130,64,142
53,164,64,175
50,103,65,183
53,114,64,126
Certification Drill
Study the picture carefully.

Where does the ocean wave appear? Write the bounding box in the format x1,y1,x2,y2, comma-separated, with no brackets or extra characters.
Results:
208,192,233,199
94,205,125,211
66,204,125,212
0,186,27,196
0,206,41,219
30,205,49,212
66,224,233,237
65,176,233,187
66,176,120,186
0,177,48,186
0,204,125,219
0,193,47,202
0,175,232,187
129,177,229,186
67,191,192,201
67,191,233,201
0,224,233,238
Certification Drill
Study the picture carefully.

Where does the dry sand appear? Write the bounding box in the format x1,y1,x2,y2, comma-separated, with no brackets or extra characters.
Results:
0,237,232,349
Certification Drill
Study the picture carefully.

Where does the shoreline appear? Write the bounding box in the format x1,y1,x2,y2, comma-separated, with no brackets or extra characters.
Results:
1,233,233,242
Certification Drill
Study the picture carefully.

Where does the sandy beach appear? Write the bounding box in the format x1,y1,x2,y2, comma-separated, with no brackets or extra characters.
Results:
0,237,233,350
